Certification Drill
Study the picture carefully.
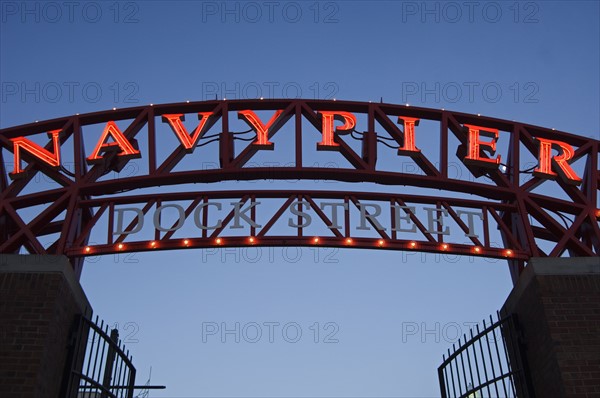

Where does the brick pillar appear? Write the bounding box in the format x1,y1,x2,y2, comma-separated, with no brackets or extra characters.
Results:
0,255,92,398
502,257,600,398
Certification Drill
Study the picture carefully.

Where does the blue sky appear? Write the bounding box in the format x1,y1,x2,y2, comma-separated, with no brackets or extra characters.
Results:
1,1,599,397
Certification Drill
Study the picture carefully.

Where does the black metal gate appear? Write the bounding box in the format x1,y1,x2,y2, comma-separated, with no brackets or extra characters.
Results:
438,313,533,398
61,315,136,398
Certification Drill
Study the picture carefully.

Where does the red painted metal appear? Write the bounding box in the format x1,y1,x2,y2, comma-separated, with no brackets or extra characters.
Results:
1,99,598,282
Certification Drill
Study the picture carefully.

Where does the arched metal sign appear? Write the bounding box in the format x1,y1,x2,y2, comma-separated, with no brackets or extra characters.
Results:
1,99,598,281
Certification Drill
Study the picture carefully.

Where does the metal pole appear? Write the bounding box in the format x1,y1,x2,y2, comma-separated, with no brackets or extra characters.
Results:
101,328,119,398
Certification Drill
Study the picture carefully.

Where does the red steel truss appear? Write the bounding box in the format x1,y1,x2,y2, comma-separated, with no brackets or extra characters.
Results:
0,99,598,282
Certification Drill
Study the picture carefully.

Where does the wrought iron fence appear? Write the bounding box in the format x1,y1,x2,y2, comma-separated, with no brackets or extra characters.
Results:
438,313,533,398
61,315,136,398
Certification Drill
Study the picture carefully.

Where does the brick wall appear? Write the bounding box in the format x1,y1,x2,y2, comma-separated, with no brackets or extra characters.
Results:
0,255,91,398
539,274,600,396
502,257,600,398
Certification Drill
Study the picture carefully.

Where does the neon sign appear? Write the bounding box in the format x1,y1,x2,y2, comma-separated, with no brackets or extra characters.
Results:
2,99,597,279
9,109,583,185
